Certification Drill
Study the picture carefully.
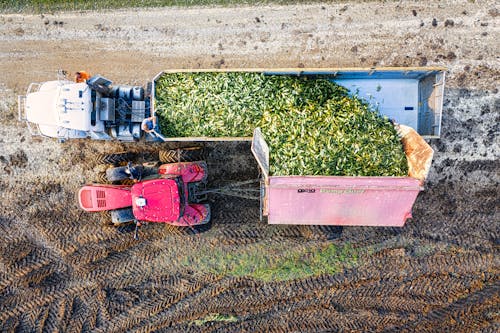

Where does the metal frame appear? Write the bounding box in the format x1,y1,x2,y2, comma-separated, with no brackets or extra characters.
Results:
251,128,270,219
432,71,446,137
156,66,447,74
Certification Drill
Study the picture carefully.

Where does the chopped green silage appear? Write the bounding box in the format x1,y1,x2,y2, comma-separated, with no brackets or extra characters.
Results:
155,72,408,176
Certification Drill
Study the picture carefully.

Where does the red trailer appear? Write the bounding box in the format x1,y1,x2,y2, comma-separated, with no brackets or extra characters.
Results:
251,125,434,227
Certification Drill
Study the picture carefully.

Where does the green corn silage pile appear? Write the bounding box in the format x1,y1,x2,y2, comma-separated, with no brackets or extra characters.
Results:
155,72,408,176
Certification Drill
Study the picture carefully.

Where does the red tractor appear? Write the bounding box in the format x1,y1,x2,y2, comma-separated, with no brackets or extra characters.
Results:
78,160,210,236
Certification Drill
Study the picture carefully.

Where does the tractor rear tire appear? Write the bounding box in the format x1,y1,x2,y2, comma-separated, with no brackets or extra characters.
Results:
94,152,134,166
159,147,205,163
192,221,212,234
120,179,135,186
163,221,212,235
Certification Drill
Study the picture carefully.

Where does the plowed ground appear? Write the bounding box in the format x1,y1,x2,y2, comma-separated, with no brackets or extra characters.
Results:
0,2,498,332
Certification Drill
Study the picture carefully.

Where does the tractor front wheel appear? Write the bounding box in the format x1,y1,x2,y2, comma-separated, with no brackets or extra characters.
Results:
99,211,113,226
106,166,130,182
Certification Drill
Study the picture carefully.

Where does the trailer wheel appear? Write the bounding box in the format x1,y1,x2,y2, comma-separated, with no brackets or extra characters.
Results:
93,152,134,166
159,147,205,163
314,225,344,240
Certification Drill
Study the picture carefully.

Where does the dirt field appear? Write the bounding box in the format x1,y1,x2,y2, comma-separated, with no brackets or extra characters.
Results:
1,1,499,332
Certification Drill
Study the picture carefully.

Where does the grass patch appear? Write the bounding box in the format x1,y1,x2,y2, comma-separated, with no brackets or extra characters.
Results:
249,242,358,281
192,313,238,326
184,241,359,281
1,0,340,13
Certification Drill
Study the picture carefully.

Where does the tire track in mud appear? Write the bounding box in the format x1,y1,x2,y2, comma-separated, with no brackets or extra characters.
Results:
2,173,498,332
148,246,498,332
163,243,492,326
0,143,216,331
210,192,347,245
95,273,223,333
2,84,500,332
386,282,500,333
410,188,499,251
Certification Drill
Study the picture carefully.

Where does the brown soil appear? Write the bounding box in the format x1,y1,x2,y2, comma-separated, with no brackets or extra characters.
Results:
0,1,498,332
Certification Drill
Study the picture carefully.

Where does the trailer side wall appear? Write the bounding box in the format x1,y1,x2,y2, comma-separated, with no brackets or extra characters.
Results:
267,176,421,226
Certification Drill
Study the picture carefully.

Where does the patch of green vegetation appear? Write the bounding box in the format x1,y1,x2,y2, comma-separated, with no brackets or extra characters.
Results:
250,242,358,281
156,72,408,176
0,0,339,13
185,242,359,282
192,313,238,326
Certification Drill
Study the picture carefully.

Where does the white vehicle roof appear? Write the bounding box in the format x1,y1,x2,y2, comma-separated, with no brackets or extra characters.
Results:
26,87,60,127
26,81,92,134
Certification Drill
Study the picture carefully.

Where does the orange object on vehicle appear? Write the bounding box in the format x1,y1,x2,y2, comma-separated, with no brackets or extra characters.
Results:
75,71,90,83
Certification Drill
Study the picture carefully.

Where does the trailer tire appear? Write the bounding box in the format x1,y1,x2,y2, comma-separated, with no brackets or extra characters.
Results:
314,225,344,240
159,147,205,163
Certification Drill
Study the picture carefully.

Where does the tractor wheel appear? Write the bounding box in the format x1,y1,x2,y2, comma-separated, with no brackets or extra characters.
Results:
106,165,144,182
106,166,130,182
158,147,205,163
192,220,212,234
99,211,113,226
95,171,111,184
120,179,135,186
93,152,134,166
162,221,212,235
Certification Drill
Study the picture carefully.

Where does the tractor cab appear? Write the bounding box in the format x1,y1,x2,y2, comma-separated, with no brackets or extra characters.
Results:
131,178,184,222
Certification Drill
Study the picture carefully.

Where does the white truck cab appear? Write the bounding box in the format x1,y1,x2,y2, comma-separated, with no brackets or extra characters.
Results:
19,74,148,142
